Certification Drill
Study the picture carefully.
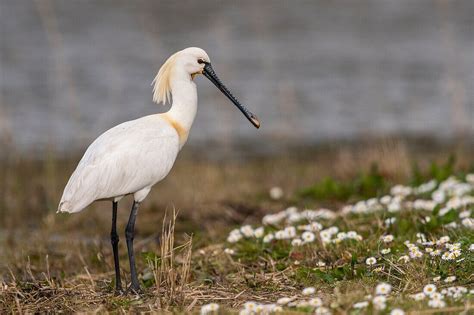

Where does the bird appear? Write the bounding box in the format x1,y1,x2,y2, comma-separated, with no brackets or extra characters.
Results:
57,47,260,294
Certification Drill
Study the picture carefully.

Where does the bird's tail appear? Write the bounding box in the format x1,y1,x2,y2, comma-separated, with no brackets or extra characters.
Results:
57,200,72,213
58,199,88,213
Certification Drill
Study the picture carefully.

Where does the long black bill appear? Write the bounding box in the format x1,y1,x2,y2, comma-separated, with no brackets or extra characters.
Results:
202,63,260,128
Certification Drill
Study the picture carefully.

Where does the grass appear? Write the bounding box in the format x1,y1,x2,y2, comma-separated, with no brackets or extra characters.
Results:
0,140,473,313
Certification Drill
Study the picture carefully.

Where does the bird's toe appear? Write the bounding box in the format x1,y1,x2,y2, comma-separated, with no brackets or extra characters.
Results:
114,287,124,296
125,285,143,296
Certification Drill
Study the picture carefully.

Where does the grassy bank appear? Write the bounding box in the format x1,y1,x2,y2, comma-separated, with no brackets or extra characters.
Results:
0,141,473,313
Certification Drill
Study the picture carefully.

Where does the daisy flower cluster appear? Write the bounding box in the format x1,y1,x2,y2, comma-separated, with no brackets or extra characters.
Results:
227,225,265,243
200,303,219,315
397,234,469,263
410,283,472,309
238,301,283,315
202,287,333,315
341,175,474,230
262,207,337,225
227,206,362,248
217,174,473,313
237,287,331,315
352,282,404,313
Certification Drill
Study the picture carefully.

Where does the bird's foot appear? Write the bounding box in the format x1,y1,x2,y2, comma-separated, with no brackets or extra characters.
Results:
125,284,143,296
114,287,124,296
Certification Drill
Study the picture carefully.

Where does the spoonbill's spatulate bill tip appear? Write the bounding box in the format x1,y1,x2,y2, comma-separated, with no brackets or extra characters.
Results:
58,47,259,294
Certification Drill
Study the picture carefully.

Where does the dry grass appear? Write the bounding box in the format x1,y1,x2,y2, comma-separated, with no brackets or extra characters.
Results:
0,139,473,312
152,209,193,308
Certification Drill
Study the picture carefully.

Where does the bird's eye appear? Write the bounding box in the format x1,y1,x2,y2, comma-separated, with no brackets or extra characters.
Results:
197,58,205,64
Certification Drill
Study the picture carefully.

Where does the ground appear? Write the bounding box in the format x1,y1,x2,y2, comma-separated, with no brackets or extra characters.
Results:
0,140,473,313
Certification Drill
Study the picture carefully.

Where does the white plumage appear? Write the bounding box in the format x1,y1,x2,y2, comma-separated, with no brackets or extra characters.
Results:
57,47,259,294
58,115,179,213
58,47,206,214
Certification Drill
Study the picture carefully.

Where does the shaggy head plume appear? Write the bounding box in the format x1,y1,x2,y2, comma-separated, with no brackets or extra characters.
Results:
151,52,178,105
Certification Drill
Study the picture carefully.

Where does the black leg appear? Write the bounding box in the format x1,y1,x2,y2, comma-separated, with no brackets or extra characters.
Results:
125,201,141,293
111,201,122,294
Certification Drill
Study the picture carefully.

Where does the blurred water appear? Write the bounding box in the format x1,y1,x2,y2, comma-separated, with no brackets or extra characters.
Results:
1,0,473,155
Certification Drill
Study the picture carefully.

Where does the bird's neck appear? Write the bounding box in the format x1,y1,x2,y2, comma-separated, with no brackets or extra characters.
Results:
163,76,198,145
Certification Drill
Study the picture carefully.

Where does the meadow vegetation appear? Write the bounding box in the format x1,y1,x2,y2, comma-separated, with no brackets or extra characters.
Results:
0,140,473,313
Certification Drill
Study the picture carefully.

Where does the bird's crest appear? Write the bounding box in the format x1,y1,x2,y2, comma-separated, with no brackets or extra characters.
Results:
152,52,178,105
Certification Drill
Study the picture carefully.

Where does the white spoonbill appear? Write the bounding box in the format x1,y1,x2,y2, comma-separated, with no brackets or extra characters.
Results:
58,47,260,294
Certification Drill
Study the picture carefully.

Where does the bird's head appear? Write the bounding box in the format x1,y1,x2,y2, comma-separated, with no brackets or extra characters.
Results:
152,47,260,129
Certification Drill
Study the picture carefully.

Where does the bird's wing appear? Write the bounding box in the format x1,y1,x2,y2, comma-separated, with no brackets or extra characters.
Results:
59,115,180,213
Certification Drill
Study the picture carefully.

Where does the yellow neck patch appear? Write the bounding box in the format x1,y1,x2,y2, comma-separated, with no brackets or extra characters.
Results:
162,114,188,145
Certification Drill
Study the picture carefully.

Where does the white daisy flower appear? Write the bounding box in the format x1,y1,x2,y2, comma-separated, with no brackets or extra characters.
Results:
423,284,437,296
253,227,264,238
328,226,339,235
372,295,386,310
275,230,287,240
409,250,423,259
276,297,294,305
373,295,386,303
263,233,274,243
398,255,410,263
309,297,323,307
341,205,353,214
385,217,396,226
380,195,392,205
224,248,235,255
291,238,302,246
269,186,284,200
314,306,331,315
302,231,316,243
381,248,391,255
462,218,474,229
422,216,431,223
410,292,425,301
353,301,369,309
437,236,450,244
391,185,412,197
432,190,445,203
347,231,359,239
430,292,444,300
201,303,219,315
227,233,242,243
273,306,283,312
438,207,451,216
441,252,454,261
444,276,456,283
451,249,461,257
296,300,309,308
302,287,316,295
390,308,405,315
388,202,401,213
316,260,326,267
365,257,377,266
240,225,254,238
375,282,392,295
243,301,257,311
466,173,474,183
428,298,446,308
310,222,323,231
381,235,394,243
319,230,331,242
446,242,461,251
